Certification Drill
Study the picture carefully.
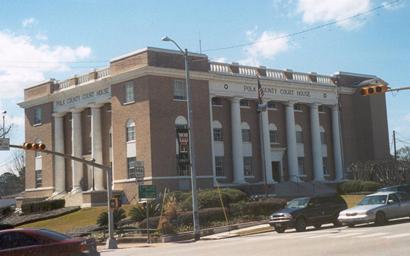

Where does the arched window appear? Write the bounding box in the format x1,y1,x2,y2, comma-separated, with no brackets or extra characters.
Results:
213,120,223,141
175,116,188,128
241,122,251,142
269,123,279,144
126,119,135,142
295,124,303,143
320,126,326,144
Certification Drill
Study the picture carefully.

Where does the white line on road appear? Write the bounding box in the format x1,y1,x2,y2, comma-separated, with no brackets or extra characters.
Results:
331,232,363,238
356,232,388,238
384,233,410,239
305,234,333,239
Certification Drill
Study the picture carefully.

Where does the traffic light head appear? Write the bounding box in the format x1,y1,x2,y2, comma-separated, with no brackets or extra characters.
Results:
22,142,46,151
360,84,388,96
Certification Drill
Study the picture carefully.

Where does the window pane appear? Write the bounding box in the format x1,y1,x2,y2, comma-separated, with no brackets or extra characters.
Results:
243,157,253,176
125,83,134,103
298,157,304,176
294,104,302,111
240,99,250,107
126,126,135,141
212,98,222,106
215,157,224,176
320,132,326,144
127,157,144,179
269,130,278,144
213,128,223,141
35,170,42,188
34,108,42,124
323,157,328,175
174,80,186,100
296,131,304,143
267,101,277,109
242,129,251,142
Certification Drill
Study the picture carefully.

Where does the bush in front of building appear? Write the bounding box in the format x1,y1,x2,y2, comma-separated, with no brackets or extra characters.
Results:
96,208,126,229
129,200,161,222
180,188,247,211
229,199,287,218
21,199,65,214
337,180,382,194
177,207,228,227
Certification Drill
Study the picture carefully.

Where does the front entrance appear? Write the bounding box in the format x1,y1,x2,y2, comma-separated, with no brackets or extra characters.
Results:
272,161,281,182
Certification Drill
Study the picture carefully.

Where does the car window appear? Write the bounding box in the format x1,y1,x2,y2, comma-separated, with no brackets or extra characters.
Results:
388,194,400,204
396,193,410,202
358,195,387,205
0,232,39,250
37,229,71,241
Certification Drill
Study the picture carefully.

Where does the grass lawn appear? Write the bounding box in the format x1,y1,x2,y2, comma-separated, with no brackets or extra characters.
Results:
341,194,365,208
20,205,135,233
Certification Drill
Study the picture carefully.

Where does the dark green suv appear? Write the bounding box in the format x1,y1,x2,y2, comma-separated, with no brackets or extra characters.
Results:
269,194,347,233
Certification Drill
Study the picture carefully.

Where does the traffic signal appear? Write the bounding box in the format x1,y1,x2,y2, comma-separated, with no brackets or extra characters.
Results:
22,142,46,151
360,84,388,96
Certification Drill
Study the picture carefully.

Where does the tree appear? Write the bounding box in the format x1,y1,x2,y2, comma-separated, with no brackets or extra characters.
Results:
0,172,23,196
398,146,410,162
6,151,25,187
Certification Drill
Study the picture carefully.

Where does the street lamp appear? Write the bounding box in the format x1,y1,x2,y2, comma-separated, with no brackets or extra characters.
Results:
161,36,200,241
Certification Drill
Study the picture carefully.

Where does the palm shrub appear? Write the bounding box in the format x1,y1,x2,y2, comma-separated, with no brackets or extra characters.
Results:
158,195,178,234
129,200,161,222
96,208,126,229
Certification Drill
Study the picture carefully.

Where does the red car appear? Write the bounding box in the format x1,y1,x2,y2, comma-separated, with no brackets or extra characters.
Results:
0,228,99,256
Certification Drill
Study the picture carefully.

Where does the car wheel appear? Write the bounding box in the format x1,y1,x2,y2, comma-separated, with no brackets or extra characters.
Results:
313,224,322,229
295,217,307,232
347,224,355,228
333,220,342,227
275,226,286,233
375,212,387,226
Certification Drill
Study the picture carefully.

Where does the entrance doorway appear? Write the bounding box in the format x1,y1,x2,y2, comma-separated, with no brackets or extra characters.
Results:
272,161,281,182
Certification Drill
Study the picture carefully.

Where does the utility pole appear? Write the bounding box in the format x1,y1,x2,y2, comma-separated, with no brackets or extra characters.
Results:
393,130,397,163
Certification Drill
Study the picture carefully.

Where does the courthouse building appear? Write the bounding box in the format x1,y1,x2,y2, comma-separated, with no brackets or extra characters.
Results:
18,47,390,205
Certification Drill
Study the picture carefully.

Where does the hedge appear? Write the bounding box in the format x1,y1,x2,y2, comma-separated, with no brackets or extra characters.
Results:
21,199,65,214
229,199,286,217
180,188,247,210
177,207,228,227
337,180,381,194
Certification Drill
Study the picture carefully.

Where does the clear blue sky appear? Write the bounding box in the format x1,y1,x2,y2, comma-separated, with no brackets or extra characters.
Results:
0,0,409,172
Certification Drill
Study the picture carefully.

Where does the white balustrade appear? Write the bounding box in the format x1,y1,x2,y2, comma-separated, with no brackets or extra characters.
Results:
238,66,257,76
58,80,72,90
317,75,334,85
209,62,231,73
97,68,110,79
266,69,286,80
78,74,90,84
293,72,310,83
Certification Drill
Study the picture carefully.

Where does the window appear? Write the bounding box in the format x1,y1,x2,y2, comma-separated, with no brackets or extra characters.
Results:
318,105,325,113
323,157,329,175
107,104,112,112
177,161,190,176
267,101,277,110
296,125,303,143
298,157,305,176
244,157,253,176
35,169,42,188
215,156,224,176
213,121,223,141
294,104,302,111
240,99,250,107
269,123,279,144
212,97,223,106
241,122,251,142
124,82,135,103
126,120,135,142
127,157,144,179
34,107,42,125
320,127,326,144
173,80,187,100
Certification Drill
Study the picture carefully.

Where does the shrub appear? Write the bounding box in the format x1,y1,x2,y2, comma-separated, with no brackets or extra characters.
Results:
96,208,126,229
229,199,286,218
338,180,381,194
158,196,178,234
21,199,65,214
177,207,228,227
181,188,247,211
129,200,161,222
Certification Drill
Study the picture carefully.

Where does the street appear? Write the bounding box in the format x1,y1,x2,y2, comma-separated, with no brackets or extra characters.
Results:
102,218,410,256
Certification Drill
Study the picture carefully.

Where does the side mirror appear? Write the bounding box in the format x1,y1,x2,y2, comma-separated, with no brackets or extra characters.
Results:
388,199,395,204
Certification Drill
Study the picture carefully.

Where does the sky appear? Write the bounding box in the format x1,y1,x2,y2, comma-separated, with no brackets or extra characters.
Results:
0,0,409,173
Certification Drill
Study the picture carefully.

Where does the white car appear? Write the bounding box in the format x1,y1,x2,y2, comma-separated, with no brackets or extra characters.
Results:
338,191,410,227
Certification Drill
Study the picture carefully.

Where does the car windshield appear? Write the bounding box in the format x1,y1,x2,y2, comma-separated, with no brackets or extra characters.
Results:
358,195,387,205
37,229,71,241
286,198,309,208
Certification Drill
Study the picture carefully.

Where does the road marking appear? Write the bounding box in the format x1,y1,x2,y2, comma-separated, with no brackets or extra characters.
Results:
384,233,410,239
331,232,363,238
356,232,388,238
305,234,333,239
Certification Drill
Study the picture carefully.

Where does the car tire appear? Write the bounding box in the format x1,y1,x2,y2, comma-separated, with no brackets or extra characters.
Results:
295,217,307,232
333,220,342,227
275,226,286,233
375,212,387,226
313,224,322,229
347,224,355,228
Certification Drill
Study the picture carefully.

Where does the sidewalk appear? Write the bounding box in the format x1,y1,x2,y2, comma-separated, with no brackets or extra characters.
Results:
202,224,272,240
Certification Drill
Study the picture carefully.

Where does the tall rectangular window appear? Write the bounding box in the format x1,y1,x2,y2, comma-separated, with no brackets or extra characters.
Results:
173,80,187,100
294,104,303,111
127,157,143,179
35,170,42,188
177,161,190,176
215,156,224,176
125,82,135,103
269,130,279,144
243,157,253,176
213,128,223,141
242,129,251,142
296,131,304,143
323,157,329,175
240,99,250,107
126,126,135,142
298,157,305,176
34,107,42,125
320,131,326,144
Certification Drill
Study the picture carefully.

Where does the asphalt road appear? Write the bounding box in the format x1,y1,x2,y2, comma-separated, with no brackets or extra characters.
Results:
102,218,410,256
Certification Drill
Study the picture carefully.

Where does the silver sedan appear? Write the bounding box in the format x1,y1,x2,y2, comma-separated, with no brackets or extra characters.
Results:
338,191,410,227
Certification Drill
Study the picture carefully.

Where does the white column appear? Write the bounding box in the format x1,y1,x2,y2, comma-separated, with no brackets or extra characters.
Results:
332,105,344,180
71,109,83,193
91,105,105,191
209,96,217,186
53,113,66,194
260,106,274,183
230,97,245,183
310,103,324,181
285,101,298,182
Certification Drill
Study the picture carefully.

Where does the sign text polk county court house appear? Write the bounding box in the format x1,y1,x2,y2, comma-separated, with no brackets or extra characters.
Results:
53,87,111,112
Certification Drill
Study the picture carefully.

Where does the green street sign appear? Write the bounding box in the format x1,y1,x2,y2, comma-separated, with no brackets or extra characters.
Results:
139,185,157,199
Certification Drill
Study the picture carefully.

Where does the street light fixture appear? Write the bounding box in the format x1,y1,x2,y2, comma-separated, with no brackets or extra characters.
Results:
161,36,200,241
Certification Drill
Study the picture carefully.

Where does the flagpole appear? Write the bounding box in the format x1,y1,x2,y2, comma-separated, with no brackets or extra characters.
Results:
256,75,268,198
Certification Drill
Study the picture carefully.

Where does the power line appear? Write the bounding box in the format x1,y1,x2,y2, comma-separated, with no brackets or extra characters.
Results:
203,0,401,53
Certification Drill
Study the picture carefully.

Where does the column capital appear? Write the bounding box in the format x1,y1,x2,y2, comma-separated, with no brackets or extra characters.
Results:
331,104,339,112
52,112,66,118
310,102,320,108
90,103,105,109
284,100,297,107
70,108,85,114
229,96,243,103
